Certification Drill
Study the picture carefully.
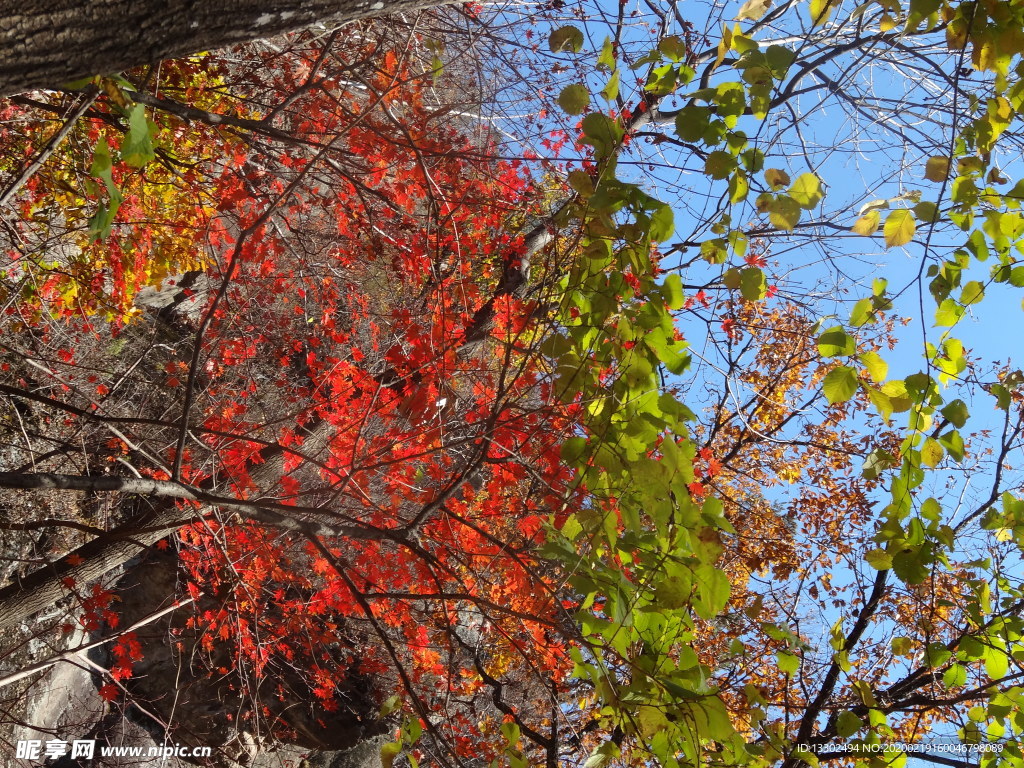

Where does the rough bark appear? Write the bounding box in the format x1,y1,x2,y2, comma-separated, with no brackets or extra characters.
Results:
0,0,459,99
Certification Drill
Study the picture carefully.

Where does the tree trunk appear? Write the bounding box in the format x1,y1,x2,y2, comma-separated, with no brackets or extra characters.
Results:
0,0,457,98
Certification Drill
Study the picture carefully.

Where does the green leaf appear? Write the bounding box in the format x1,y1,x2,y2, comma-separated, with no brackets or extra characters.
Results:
817,325,855,357
849,297,874,326
914,200,939,222
89,136,113,180
675,106,710,142
714,82,746,126
561,437,588,465
789,173,823,209
985,644,1009,680
650,204,675,242
597,37,616,70
860,350,888,382
655,561,693,609
960,280,985,305
658,35,687,61
661,274,684,310
768,195,801,230
693,564,730,619
636,705,670,737
723,267,742,290
863,447,895,479
549,26,584,53
705,151,736,180
867,388,894,423
567,170,594,197
583,742,619,768
558,84,590,115
379,695,402,717
765,45,795,77
865,548,892,570
941,399,969,428
580,113,623,159
935,298,964,326
121,104,156,168
893,545,931,585
777,651,799,675
883,209,916,247
837,711,863,737
87,137,123,241
943,663,968,688
891,636,913,655
600,69,620,101
823,366,859,404
937,429,965,461
740,266,767,300
380,741,403,768
992,383,1012,410
729,172,749,203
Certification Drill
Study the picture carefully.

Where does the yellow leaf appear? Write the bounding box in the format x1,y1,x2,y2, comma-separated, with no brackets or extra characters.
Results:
764,168,790,189
714,24,732,71
808,0,835,26
852,210,880,235
737,0,772,20
883,209,916,247
924,156,950,183
921,438,944,468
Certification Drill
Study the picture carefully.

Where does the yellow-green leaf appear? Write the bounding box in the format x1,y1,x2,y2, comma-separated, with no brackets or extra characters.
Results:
837,711,863,737
549,26,584,52
865,548,892,569
789,173,823,209
883,209,916,247
924,156,951,182
768,195,800,230
961,280,985,305
817,325,855,357
823,365,858,404
559,84,590,115
381,742,403,768
777,651,799,675
740,266,767,300
859,350,888,381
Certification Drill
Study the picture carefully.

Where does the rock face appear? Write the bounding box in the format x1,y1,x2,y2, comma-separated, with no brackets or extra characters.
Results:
11,547,389,768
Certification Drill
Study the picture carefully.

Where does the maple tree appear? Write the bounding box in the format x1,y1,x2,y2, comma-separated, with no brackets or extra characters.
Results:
3,1,1024,768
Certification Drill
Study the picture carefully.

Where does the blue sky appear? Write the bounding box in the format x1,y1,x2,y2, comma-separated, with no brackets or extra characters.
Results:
473,0,1024,759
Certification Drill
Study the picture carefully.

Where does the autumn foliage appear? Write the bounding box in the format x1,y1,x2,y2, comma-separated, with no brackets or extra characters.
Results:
6,3,1024,768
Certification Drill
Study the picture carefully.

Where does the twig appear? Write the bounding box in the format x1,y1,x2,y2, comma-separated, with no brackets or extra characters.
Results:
0,86,99,209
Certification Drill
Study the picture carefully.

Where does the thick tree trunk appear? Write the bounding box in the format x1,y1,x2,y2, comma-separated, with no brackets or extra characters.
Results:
0,0,457,98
